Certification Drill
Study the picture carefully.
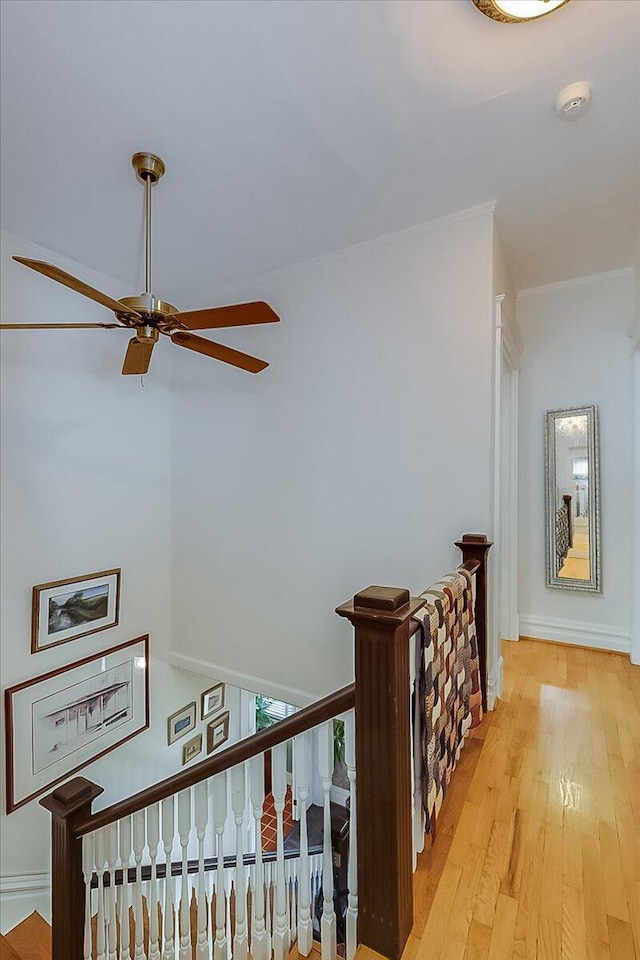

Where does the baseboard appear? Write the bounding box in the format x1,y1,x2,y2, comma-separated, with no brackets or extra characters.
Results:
0,874,50,934
167,652,318,707
487,656,503,710
518,615,630,654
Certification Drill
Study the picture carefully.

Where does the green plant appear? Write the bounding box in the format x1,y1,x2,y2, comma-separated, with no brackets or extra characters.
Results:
333,719,345,768
255,694,276,731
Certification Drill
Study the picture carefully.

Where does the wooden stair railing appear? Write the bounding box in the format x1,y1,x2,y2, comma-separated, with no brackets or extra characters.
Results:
40,685,355,960
39,532,491,960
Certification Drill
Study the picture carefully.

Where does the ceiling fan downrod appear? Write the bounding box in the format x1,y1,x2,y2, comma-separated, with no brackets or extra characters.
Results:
131,152,165,297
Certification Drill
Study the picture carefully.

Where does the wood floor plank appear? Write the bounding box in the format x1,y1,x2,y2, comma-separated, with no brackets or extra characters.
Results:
486,893,517,960
561,883,587,960
537,916,562,960
461,920,492,960
606,916,635,960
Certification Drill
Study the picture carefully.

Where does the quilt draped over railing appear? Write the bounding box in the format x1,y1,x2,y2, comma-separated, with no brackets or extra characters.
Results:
412,566,483,839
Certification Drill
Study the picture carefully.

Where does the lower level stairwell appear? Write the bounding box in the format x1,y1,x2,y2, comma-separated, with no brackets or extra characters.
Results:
20,535,499,960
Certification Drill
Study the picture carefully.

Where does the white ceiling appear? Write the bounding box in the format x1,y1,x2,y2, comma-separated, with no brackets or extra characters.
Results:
1,0,638,304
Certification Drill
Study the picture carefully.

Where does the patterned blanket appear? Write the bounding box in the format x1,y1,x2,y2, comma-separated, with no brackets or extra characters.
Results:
412,566,483,838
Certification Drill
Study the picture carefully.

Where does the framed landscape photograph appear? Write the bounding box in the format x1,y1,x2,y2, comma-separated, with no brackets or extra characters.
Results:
5,634,149,814
201,682,225,720
32,568,121,653
167,702,196,745
182,733,203,765
206,711,230,754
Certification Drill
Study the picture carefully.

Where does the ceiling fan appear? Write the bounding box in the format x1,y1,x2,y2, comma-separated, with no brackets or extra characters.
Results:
1,152,280,375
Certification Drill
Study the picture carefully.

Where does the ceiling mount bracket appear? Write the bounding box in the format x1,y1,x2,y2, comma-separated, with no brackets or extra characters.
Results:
131,152,165,184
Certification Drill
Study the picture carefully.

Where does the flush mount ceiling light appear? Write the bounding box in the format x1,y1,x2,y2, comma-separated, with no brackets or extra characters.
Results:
471,0,571,23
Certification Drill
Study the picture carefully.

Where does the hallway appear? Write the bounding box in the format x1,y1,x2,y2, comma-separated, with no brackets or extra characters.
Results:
408,639,640,960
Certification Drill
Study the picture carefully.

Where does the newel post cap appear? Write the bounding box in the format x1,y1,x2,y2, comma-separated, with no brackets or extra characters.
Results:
336,585,425,628
455,533,493,558
40,776,104,819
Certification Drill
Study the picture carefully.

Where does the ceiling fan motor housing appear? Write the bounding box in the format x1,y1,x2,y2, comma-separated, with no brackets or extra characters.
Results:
131,152,165,184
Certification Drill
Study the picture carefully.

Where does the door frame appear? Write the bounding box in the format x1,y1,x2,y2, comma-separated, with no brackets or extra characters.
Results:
490,294,522,706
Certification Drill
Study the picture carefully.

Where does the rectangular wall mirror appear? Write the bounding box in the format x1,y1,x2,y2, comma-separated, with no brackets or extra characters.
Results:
545,405,601,592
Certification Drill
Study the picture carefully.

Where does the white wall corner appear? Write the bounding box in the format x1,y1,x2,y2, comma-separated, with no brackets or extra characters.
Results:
487,655,503,710
519,615,631,655
632,350,640,665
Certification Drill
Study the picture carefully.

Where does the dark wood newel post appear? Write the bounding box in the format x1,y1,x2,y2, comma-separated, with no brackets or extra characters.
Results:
336,586,426,960
40,777,104,960
455,533,493,712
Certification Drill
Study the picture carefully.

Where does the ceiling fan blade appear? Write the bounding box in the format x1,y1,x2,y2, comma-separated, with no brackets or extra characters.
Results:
13,258,141,318
122,337,154,375
170,301,280,330
0,322,127,330
171,331,268,373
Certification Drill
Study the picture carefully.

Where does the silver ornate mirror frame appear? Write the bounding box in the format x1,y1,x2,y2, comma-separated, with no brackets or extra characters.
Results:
544,405,601,592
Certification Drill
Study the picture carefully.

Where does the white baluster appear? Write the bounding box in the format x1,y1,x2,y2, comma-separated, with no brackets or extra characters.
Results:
265,860,273,944
231,763,249,960
249,755,268,960
294,731,313,955
161,797,176,960
132,810,146,960
105,824,118,960
145,803,160,960
318,722,337,960
212,772,228,960
119,817,132,960
272,742,290,960
82,833,94,960
344,711,358,960
286,859,294,945
194,780,210,960
95,828,107,960
178,789,193,960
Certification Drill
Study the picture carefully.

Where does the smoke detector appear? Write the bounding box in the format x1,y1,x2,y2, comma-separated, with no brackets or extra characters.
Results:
556,82,591,120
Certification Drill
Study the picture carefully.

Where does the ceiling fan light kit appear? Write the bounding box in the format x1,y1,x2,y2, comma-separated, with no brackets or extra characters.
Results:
2,153,280,377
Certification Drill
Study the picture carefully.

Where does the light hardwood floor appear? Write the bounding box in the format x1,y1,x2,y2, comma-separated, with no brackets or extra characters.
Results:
406,638,640,960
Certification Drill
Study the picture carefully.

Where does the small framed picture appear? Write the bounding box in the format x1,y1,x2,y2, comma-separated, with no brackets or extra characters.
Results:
182,734,203,765
32,568,121,653
201,682,225,720
167,702,196,745
206,711,230,754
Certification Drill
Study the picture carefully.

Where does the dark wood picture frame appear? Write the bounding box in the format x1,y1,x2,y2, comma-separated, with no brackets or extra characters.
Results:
201,681,225,720
31,568,122,653
167,702,197,745
206,711,230,754
5,634,149,814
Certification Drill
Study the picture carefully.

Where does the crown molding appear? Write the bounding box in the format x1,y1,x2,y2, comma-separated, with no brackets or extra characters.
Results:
167,651,319,708
517,267,634,299
184,200,497,307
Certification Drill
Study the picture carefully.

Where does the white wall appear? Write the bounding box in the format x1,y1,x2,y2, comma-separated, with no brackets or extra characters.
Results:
170,208,496,699
517,272,636,651
0,233,242,927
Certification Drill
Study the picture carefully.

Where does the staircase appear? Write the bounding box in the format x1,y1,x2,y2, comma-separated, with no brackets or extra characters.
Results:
1,911,51,960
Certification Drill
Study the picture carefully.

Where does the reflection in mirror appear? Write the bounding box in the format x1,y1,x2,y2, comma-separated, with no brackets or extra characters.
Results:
545,406,600,592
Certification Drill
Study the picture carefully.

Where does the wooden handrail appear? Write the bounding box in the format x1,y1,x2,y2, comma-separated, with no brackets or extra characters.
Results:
73,682,355,838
